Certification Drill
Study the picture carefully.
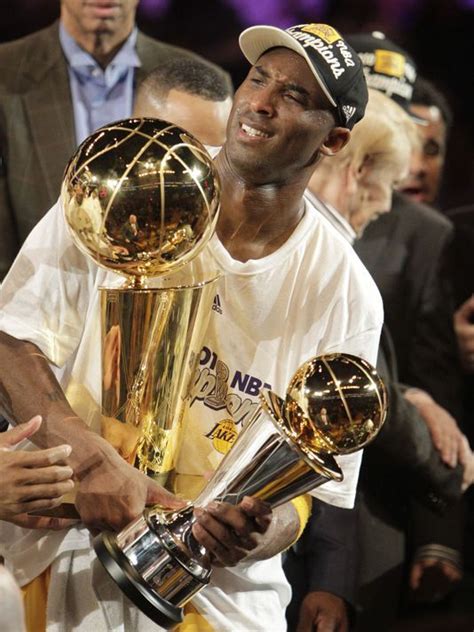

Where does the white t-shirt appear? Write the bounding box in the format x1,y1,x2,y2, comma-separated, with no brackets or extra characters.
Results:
0,197,383,630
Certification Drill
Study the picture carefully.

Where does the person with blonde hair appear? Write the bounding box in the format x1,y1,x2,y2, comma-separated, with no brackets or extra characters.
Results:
307,88,417,237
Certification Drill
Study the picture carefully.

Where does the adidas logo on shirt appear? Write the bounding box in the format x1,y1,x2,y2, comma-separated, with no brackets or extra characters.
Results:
212,294,222,314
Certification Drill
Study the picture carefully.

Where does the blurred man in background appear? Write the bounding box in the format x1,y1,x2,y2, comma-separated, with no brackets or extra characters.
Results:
349,31,463,427
400,77,452,207
134,55,233,147
0,0,220,279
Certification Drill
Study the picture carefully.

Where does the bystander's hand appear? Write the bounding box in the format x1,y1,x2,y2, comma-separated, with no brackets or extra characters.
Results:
295,591,348,632
192,496,272,567
0,415,77,529
404,388,465,468
410,557,462,603
454,295,474,372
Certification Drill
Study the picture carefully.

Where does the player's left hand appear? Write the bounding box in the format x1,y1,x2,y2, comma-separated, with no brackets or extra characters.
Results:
296,591,349,632
192,496,272,566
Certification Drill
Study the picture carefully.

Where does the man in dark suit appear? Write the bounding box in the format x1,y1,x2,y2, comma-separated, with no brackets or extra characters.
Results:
399,77,452,207
446,204,474,617
0,0,211,279
355,191,462,420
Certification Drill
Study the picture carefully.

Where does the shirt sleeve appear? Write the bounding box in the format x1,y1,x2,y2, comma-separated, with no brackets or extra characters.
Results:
0,200,96,367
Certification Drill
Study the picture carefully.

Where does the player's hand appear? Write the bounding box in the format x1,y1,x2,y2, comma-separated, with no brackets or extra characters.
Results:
454,296,474,372
192,496,272,566
0,415,75,524
404,388,464,468
410,557,462,603
74,434,185,532
296,591,349,632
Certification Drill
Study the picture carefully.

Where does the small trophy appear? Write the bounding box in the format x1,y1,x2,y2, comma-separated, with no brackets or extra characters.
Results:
93,353,387,628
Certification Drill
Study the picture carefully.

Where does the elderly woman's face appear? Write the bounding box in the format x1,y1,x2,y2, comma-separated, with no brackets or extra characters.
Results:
349,153,405,235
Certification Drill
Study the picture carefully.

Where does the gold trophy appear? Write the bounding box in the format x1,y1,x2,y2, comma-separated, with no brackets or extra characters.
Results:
93,353,387,629
60,118,220,509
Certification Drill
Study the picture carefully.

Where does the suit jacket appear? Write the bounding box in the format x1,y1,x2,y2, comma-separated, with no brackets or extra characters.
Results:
364,327,463,514
0,21,201,278
354,191,463,420
283,499,358,630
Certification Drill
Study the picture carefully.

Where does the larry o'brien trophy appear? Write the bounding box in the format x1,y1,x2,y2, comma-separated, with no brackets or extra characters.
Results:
60,118,220,510
93,353,388,629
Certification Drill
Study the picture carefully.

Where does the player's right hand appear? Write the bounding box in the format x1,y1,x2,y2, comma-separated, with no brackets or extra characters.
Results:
74,433,185,532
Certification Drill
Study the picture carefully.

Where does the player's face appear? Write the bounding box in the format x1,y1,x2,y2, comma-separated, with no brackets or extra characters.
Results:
61,0,139,38
399,104,447,205
224,48,336,184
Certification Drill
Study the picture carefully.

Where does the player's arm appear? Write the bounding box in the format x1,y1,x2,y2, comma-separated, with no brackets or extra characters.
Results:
0,332,183,531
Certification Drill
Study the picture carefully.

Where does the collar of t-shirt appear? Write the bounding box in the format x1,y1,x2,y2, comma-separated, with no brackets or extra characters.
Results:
304,189,356,245
208,199,317,275
59,22,141,146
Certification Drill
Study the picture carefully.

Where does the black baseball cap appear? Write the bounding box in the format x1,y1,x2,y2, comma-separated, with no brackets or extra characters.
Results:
239,23,369,130
346,31,420,118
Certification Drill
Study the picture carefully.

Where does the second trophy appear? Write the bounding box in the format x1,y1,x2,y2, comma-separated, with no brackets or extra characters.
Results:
93,352,387,628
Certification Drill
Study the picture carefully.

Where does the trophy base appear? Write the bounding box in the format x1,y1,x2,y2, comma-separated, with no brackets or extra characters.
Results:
94,532,183,630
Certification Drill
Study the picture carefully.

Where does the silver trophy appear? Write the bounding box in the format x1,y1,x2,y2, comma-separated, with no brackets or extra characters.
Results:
93,353,387,628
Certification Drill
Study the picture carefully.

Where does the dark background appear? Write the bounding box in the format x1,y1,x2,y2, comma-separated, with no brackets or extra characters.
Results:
1,0,473,211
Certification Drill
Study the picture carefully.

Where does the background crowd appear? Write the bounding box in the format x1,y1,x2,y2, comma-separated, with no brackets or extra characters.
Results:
2,0,474,212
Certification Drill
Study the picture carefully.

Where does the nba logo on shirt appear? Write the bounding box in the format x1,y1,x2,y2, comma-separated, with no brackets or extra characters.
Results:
212,294,222,314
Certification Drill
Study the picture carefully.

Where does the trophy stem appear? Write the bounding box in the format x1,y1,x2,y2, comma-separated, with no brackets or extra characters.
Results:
126,275,146,289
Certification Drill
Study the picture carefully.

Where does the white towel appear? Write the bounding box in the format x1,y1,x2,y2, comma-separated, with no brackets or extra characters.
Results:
0,565,26,632
46,547,165,631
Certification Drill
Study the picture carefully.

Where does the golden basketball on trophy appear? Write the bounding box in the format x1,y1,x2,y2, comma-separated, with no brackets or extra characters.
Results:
284,353,387,455
62,117,220,280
